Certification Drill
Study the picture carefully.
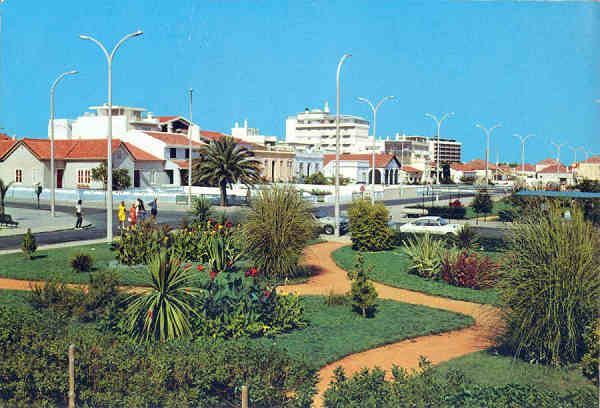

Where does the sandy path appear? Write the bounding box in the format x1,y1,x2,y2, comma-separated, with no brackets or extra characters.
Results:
283,242,500,408
0,242,500,408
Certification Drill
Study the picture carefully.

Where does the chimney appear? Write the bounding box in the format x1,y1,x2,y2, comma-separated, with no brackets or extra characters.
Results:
235,121,239,128
147,112,153,119
12,134,16,141
244,119,248,129
324,102,330,114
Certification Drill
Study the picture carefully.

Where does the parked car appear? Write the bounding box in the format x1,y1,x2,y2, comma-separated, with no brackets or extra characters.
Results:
399,216,463,236
313,212,349,235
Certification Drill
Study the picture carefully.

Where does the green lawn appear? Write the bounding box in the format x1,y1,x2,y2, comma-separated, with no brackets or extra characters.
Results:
464,199,514,219
0,289,33,310
256,295,474,368
332,245,499,305
436,349,596,396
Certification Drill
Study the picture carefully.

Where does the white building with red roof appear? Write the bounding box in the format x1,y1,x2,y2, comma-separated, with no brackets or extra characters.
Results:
0,138,164,189
536,163,575,185
576,155,600,181
322,154,403,184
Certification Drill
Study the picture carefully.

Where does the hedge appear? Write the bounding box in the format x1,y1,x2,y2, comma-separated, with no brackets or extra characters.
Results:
405,205,467,219
0,305,317,408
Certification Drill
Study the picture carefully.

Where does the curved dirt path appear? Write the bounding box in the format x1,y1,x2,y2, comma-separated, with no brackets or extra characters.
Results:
283,242,501,408
0,242,501,408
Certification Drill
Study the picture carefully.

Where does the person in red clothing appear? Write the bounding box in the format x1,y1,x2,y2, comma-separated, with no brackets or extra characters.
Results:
129,202,137,227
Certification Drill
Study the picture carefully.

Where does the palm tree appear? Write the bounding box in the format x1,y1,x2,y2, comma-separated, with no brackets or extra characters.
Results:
192,137,261,207
0,178,13,216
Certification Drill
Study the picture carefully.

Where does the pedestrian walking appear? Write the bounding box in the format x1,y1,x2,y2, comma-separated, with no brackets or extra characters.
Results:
74,199,83,229
137,198,146,223
129,202,137,227
149,195,158,223
118,201,127,230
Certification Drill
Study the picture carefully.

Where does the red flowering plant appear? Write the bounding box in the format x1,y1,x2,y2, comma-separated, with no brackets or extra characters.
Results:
205,217,244,274
449,199,464,208
441,250,499,289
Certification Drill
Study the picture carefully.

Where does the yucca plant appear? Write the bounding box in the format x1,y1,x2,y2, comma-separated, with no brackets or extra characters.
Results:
243,186,317,281
125,248,202,342
70,251,93,273
0,177,13,216
451,223,479,251
402,234,446,280
498,201,600,366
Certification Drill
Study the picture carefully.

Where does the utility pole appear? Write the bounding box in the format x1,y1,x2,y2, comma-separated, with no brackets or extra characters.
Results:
188,88,193,208
513,134,533,187
334,54,351,237
425,112,454,184
475,123,502,185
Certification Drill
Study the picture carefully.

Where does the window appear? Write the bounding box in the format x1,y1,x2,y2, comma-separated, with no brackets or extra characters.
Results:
169,148,177,159
152,171,160,185
15,169,22,183
77,169,91,184
184,149,190,159
32,169,41,185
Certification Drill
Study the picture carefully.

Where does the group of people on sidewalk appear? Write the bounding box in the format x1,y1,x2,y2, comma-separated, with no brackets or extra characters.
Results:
117,196,158,230
73,196,159,230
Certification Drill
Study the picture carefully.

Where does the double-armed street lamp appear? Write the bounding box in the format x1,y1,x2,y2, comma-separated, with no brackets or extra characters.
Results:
513,133,534,186
334,54,351,237
425,112,454,184
551,141,567,180
475,123,501,185
357,96,395,204
79,30,143,242
50,70,78,217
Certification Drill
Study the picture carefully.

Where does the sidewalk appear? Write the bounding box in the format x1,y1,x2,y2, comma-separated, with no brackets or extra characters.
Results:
0,207,77,237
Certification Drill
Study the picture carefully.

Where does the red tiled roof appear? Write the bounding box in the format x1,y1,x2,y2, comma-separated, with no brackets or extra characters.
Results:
450,162,470,172
538,164,570,174
401,166,422,173
515,164,536,172
155,116,180,123
581,155,600,164
122,142,163,162
0,139,17,159
465,159,497,171
0,133,11,141
172,160,191,169
144,131,204,147
537,158,559,165
322,154,397,168
13,138,162,162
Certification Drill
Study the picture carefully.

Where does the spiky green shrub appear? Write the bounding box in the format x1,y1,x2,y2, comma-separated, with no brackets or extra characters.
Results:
188,195,213,226
498,202,600,366
21,228,37,260
347,199,394,251
116,223,171,265
402,234,447,280
580,320,598,383
347,253,378,318
243,186,316,280
451,223,479,251
70,251,93,272
125,248,201,342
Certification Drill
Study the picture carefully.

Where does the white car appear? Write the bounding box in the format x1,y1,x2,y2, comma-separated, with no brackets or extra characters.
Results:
399,216,463,236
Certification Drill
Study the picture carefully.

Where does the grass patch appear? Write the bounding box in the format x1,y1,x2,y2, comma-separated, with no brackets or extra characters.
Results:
0,290,33,310
256,295,474,368
436,349,596,396
464,199,514,219
332,245,499,305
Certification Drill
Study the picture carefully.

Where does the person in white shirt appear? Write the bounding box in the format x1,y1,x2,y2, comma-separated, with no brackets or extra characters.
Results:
74,199,83,229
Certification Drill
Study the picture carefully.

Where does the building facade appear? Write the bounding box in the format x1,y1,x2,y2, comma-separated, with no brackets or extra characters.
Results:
322,154,402,185
285,103,372,154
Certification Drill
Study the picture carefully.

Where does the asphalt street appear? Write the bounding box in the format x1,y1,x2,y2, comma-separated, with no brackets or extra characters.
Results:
0,191,509,250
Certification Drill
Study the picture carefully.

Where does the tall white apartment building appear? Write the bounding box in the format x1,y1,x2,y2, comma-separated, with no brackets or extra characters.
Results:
285,102,372,154
385,133,461,167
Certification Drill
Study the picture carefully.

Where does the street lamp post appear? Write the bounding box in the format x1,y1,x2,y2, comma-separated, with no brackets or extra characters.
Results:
50,70,78,217
188,88,193,208
475,123,502,185
513,133,533,187
551,141,567,181
334,54,351,237
357,96,395,204
79,30,143,242
425,112,454,184
568,145,583,182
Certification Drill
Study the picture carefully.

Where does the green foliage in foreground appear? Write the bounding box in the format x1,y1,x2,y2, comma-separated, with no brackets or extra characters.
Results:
21,228,37,260
0,305,317,408
332,245,498,305
436,349,597,395
347,253,378,318
324,358,596,408
498,202,600,367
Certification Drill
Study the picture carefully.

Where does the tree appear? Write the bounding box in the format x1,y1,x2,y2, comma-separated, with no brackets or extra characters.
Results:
471,191,493,218
347,199,394,251
0,177,13,216
91,163,131,191
304,172,329,185
192,137,261,207
347,252,378,318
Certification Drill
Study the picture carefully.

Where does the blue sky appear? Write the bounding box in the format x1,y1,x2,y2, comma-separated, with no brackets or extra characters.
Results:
1,0,599,164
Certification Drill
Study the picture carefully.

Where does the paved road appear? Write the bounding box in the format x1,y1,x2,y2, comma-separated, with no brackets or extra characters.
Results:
0,191,509,250
0,202,189,250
